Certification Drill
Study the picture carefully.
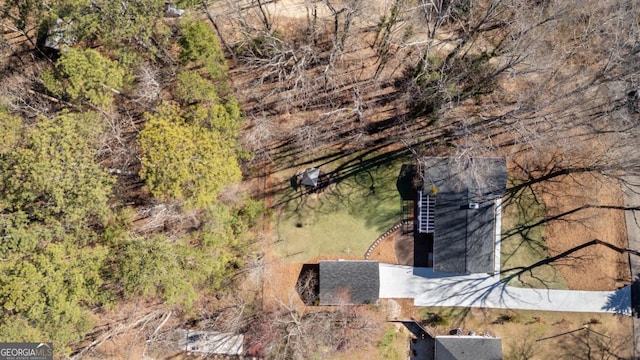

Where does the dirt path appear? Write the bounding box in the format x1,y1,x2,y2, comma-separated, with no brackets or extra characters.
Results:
261,0,388,21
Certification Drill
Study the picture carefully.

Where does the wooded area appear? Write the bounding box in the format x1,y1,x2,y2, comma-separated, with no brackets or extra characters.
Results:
1,0,639,358
0,0,255,355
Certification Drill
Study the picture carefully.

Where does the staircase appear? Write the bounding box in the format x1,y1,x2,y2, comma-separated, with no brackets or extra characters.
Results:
401,200,414,233
417,191,435,234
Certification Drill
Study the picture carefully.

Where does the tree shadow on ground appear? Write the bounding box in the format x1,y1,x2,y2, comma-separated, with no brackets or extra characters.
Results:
630,273,640,318
273,147,413,233
604,286,632,314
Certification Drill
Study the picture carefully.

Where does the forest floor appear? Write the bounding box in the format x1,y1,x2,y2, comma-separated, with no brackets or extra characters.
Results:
541,174,630,290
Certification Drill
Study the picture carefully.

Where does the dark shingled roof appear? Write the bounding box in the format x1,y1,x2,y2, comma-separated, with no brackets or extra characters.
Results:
435,336,502,360
423,158,507,274
318,260,379,305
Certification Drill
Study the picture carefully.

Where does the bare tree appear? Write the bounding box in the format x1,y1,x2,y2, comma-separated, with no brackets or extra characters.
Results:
295,268,319,306
557,327,633,360
243,116,282,164
244,292,379,359
133,63,161,106
506,333,541,360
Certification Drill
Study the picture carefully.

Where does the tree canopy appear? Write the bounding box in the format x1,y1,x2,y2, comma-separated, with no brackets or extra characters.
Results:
0,111,113,349
0,111,113,226
179,18,225,65
0,109,22,154
138,102,241,208
0,0,254,354
112,204,250,307
41,48,128,108
0,238,107,347
139,18,242,208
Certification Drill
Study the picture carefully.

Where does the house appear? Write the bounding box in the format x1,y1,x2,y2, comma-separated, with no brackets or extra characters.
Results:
419,158,507,274
318,260,380,305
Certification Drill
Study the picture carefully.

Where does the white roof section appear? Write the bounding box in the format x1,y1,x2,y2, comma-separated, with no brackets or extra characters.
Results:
378,263,631,314
179,330,243,355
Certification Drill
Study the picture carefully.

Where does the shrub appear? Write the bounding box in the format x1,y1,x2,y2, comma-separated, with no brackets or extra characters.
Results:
494,312,521,325
423,312,450,327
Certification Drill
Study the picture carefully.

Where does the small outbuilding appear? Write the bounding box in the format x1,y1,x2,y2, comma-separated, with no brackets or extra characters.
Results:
39,18,76,52
433,335,502,360
179,330,244,356
300,167,321,187
164,2,185,17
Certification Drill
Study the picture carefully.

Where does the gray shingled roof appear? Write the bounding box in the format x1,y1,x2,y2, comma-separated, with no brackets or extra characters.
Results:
435,336,502,360
300,167,320,186
423,158,507,274
318,260,379,305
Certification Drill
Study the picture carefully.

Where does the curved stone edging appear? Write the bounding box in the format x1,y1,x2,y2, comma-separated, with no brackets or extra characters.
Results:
365,220,410,259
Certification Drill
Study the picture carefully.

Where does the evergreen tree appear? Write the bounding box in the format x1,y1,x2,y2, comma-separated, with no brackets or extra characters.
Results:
138,103,241,208
41,48,127,108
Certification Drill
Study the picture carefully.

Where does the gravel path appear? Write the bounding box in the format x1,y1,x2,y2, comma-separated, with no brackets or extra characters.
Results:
622,178,640,357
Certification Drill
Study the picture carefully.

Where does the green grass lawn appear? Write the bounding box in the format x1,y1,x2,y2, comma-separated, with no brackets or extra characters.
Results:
273,151,407,262
327,323,409,360
500,183,568,289
374,325,408,360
